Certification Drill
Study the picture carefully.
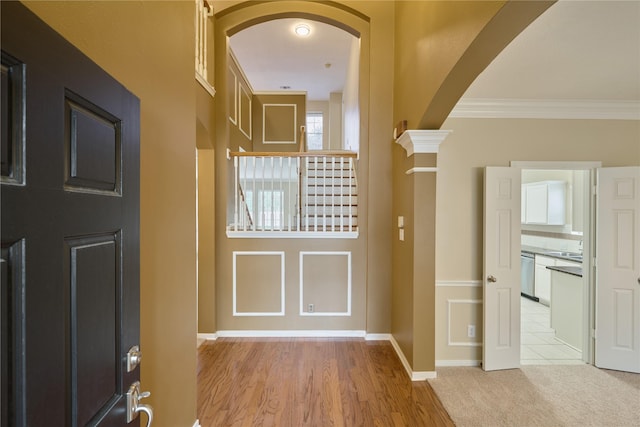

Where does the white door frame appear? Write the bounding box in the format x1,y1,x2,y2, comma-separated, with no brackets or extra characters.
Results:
512,161,601,365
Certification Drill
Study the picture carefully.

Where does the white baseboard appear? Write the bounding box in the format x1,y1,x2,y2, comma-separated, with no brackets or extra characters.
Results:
192,420,201,427
389,335,437,381
215,330,367,338
365,333,392,341
197,333,219,341
436,359,481,367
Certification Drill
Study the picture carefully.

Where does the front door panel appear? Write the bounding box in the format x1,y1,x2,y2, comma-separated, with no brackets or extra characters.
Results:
1,3,141,425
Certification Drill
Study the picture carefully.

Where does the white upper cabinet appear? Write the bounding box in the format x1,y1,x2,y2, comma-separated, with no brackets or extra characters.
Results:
522,181,566,225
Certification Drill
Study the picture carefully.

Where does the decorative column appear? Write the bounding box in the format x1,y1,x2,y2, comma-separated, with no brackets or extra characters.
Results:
391,129,451,379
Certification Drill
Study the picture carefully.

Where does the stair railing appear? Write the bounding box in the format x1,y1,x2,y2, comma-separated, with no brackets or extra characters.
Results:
229,151,357,235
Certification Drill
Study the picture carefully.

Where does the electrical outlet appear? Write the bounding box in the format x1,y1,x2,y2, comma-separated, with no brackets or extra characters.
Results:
308,303,314,313
467,324,476,338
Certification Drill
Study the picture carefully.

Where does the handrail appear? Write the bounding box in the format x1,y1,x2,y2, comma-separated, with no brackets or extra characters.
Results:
230,151,358,158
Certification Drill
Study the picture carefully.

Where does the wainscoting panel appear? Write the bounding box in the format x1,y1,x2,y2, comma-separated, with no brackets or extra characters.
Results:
447,299,482,346
436,282,483,365
233,251,284,316
263,104,297,144
299,251,351,316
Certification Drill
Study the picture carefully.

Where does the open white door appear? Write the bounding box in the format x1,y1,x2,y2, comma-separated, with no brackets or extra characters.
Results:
595,166,640,373
483,167,521,371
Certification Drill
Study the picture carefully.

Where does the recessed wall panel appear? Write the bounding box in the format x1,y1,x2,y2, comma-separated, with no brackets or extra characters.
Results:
239,85,252,139
300,252,351,316
447,299,482,346
263,104,296,144
233,251,284,316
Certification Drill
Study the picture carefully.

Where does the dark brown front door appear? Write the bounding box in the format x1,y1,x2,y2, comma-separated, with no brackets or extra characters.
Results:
1,3,142,426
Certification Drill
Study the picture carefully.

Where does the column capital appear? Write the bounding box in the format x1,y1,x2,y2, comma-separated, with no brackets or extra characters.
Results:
395,130,452,157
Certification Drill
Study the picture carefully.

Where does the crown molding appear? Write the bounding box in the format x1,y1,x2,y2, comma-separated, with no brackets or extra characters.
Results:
449,98,640,120
395,130,452,157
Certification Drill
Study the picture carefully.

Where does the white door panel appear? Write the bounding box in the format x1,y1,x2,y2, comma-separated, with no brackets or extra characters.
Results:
483,167,521,371
596,166,640,373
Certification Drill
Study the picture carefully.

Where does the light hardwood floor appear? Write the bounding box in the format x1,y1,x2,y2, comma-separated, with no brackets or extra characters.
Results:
197,338,454,427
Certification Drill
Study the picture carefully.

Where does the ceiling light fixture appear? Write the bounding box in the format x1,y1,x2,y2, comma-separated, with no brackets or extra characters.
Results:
294,24,311,37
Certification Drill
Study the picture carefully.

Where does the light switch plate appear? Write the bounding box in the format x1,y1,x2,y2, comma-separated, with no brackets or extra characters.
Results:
399,229,405,241
398,216,404,228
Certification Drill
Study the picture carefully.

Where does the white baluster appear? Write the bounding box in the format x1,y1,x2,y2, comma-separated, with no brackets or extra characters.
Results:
340,157,344,232
349,158,353,231
233,156,238,231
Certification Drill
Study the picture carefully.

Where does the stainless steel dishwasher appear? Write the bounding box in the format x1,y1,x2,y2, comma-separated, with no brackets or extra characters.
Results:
521,252,538,301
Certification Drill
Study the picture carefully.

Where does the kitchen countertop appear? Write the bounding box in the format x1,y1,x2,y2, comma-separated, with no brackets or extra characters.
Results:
546,265,583,277
521,245,583,263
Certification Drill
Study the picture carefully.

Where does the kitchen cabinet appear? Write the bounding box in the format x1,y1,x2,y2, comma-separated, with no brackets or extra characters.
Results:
522,181,566,225
550,268,583,351
535,254,581,307
534,255,555,305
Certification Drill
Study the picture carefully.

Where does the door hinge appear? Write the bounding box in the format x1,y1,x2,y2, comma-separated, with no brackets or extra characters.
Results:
591,328,597,339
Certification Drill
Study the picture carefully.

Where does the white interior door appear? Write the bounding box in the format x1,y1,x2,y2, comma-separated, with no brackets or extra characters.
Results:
595,166,640,373
483,167,521,371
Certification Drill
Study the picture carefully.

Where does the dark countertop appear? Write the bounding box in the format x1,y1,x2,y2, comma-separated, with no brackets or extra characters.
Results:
521,245,583,263
546,265,583,277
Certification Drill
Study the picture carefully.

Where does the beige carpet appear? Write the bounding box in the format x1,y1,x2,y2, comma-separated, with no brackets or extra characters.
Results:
428,365,640,426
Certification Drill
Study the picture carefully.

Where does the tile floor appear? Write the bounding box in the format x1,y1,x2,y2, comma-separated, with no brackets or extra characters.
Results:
521,297,584,365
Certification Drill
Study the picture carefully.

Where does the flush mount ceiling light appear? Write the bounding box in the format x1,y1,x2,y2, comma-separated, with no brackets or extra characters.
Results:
294,23,311,37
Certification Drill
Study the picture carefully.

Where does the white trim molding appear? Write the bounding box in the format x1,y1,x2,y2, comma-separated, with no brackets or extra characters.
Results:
395,130,452,157
436,280,483,288
232,251,285,316
196,72,216,97
216,330,367,338
450,98,640,120
227,230,358,239
447,299,482,347
389,335,437,381
197,332,219,341
299,251,352,316
436,359,481,367
365,333,392,341
262,103,297,144
192,420,201,427
405,167,438,175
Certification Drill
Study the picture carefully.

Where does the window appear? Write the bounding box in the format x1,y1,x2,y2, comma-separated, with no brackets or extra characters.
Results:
306,113,323,150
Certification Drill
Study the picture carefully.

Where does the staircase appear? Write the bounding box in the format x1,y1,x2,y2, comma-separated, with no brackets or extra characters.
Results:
302,156,358,232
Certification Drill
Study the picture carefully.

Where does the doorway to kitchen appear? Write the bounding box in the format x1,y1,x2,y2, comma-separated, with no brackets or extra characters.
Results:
517,164,594,366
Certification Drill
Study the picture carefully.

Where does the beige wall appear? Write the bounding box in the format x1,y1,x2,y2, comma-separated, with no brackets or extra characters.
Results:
213,1,395,335
393,1,504,128
24,2,198,426
435,117,640,362
393,1,554,129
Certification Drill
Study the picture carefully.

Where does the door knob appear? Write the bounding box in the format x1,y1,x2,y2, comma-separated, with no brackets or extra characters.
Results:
127,381,153,426
487,275,497,283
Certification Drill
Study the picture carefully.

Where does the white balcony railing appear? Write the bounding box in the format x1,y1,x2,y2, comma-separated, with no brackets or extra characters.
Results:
228,152,358,238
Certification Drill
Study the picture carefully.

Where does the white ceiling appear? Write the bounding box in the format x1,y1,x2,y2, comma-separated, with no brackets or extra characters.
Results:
228,1,640,104
229,18,355,101
462,0,640,101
